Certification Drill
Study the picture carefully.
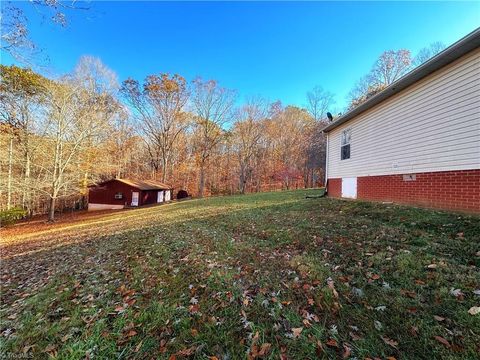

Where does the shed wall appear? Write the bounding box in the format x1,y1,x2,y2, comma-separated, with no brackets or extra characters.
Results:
88,181,135,207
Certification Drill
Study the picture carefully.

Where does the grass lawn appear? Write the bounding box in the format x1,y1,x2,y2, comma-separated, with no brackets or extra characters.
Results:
1,190,479,359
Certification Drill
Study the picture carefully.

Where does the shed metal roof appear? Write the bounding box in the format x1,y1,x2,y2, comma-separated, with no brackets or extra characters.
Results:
322,27,480,133
96,178,171,190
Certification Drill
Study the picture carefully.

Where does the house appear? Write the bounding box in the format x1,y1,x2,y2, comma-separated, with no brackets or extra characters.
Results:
88,179,172,211
323,28,480,213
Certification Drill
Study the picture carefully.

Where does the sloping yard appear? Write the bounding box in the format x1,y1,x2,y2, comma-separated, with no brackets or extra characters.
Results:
1,190,479,359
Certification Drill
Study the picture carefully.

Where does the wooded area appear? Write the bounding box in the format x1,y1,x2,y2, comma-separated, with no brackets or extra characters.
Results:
0,58,333,220
0,2,444,221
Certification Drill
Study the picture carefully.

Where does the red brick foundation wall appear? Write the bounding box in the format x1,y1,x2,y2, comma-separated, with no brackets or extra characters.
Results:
327,170,480,213
326,178,342,198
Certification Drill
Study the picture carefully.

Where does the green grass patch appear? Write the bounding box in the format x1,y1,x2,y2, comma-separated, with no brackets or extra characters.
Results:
1,190,479,359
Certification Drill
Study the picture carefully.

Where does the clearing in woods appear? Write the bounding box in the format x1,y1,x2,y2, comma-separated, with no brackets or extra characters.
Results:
1,190,479,359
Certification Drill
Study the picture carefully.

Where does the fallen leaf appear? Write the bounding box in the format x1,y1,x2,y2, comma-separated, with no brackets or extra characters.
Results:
316,340,324,355
401,289,416,299
349,331,363,341
342,344,352,358
326,338,338,348
252,331,260,344
43,344,57,354
126,330,137,337
410,326,419,337
434,336,451,348
291,327,303,338
327,277,339,298
22,345,34,353
450,288,464,298
61,334,72,342
468,306,480,315
135,340,143,352
176,346,196,356
258,343,271,356
381,336,398,349
434,315,445,321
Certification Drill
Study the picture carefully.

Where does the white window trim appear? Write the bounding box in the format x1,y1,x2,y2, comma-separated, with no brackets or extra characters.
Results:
341,128,351,160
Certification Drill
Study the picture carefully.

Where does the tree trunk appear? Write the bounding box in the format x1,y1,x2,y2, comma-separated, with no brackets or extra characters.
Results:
239,163,246,194
162,156,168,183
198,161,206,198
48,197,56,222
23,153,31,215
7,136,13,210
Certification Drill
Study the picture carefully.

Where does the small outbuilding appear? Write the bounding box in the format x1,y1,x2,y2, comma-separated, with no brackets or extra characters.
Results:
88,178,172,211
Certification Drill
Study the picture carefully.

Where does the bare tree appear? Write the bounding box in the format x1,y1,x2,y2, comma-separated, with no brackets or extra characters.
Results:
348,49,412,109
306,86,335,121
191,78,236,197
73,56,121,198
38,72,118,221
371,49,412,86
1,0,89,63
121,74,189,182
0,65,47,213
413,42,446,67
232,97,267,193
268,106,312,190
74,56,119,96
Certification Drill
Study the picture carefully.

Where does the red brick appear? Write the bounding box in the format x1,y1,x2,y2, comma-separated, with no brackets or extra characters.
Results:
327,170,480,213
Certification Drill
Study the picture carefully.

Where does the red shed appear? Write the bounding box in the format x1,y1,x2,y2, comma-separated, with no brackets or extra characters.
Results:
88,178,172,211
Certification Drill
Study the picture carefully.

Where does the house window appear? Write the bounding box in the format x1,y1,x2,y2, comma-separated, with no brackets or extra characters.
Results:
341,129,351,160
114,192,123,199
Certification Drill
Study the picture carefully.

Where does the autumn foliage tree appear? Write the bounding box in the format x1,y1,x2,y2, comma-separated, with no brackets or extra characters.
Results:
2,37,446,219
0,65,47,213
121,74,189,183
232,98,267,194
191,78,236,197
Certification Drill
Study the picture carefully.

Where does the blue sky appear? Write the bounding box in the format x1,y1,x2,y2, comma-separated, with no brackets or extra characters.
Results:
2,1,479,110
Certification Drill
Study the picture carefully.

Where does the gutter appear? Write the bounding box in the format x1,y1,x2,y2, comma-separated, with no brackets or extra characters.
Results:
324,132,329,192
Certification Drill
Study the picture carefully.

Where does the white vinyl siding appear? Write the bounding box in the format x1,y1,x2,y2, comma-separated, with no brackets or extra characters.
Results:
327,48,480,178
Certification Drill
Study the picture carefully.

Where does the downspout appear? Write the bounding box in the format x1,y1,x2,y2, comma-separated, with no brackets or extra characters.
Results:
324,131,329,194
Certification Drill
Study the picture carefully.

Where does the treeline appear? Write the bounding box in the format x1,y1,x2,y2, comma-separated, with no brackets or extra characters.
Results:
0,39,445,221
0,57,331,220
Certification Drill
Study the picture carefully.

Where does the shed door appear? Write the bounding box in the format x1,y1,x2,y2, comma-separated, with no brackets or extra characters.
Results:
131,191,139,206
164,190,171,202
157,191,164,203
341,177,357,199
